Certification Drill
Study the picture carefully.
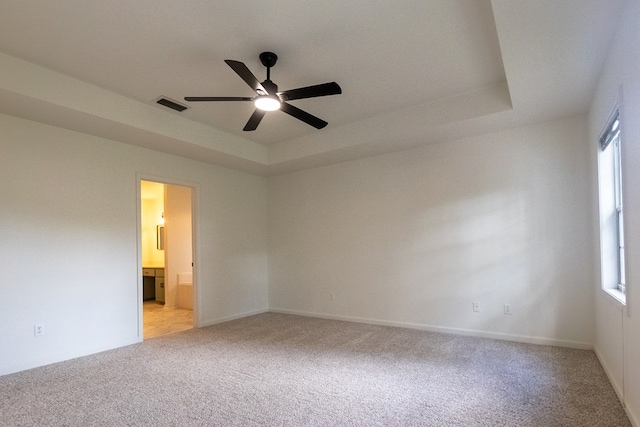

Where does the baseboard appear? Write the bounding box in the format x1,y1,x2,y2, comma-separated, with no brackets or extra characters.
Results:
268,308,594,350
1,336,141,377
594,347,639,427
593,346,625,404
199,307,269,328
628,407,640,427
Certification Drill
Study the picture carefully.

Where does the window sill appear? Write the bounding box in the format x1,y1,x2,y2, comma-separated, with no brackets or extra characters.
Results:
603,288,626,305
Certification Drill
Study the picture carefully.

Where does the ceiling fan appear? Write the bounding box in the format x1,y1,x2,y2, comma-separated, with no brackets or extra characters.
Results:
185,52,342,131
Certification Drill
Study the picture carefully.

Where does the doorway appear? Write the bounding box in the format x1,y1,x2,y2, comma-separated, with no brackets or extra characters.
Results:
140,180,195,339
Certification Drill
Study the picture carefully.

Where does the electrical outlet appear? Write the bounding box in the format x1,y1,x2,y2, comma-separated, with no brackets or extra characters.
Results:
504,304,512,315
473,301,480,312
34,324,44,337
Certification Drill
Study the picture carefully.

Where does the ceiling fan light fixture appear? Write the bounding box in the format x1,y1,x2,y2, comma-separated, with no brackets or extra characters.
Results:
254,95,281,111
185,52,341,130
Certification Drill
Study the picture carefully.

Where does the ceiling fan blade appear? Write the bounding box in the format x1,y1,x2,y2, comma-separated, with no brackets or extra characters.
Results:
280,103,328,129
225,60,268,95
279,82,342,101
184,97,253,102
243,109,267,131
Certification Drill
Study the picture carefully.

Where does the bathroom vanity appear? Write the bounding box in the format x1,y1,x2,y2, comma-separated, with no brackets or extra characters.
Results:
142,267,165,303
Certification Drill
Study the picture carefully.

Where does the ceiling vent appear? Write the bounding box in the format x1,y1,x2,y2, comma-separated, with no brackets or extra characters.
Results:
155,97,188,112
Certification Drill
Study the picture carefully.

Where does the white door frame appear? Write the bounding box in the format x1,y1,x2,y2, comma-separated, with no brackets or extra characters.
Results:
136,173,199,339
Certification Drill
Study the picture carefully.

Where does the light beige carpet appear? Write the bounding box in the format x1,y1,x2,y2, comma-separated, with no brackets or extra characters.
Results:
0,313,631,426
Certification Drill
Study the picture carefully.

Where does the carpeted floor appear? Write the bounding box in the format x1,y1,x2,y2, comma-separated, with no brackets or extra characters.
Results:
0,313,631,426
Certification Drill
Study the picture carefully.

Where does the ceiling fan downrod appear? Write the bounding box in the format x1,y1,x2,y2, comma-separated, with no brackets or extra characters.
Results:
259,51,278,82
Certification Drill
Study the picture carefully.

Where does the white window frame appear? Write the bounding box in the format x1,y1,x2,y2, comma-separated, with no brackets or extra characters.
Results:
597,109,626,304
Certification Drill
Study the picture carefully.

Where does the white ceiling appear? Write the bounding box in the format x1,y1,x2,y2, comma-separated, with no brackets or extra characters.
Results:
0,0,626,175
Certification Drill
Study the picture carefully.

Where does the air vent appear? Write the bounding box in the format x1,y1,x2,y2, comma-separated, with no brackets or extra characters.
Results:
156,97,188,112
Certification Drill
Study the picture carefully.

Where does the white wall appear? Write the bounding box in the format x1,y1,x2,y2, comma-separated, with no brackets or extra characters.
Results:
589,0,640,424
0,113,268,375
268,116,594,347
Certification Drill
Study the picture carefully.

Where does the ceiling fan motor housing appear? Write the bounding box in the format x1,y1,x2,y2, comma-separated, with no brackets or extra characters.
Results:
259,52,278,68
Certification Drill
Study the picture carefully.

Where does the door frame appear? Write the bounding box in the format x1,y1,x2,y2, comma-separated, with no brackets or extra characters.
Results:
136,173,199,339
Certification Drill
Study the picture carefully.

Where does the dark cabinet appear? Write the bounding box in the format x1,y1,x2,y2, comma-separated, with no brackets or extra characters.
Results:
143,268,165,304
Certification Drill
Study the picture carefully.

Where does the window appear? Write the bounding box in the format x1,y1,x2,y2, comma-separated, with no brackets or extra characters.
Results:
598,110,626,303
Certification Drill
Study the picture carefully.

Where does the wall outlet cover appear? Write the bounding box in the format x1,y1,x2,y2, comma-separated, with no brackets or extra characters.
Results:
34,324,44,337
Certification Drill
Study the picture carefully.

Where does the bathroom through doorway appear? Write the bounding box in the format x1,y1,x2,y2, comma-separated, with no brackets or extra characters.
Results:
140,180,195,339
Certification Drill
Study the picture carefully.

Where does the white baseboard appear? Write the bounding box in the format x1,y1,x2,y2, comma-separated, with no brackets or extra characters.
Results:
594,346,639,427
1,336,141,376
268,308,594,350
628,406,640,427
593,346,625,403
199,307,269,328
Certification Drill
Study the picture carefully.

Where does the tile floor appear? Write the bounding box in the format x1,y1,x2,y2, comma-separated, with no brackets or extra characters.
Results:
143,301,193,339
